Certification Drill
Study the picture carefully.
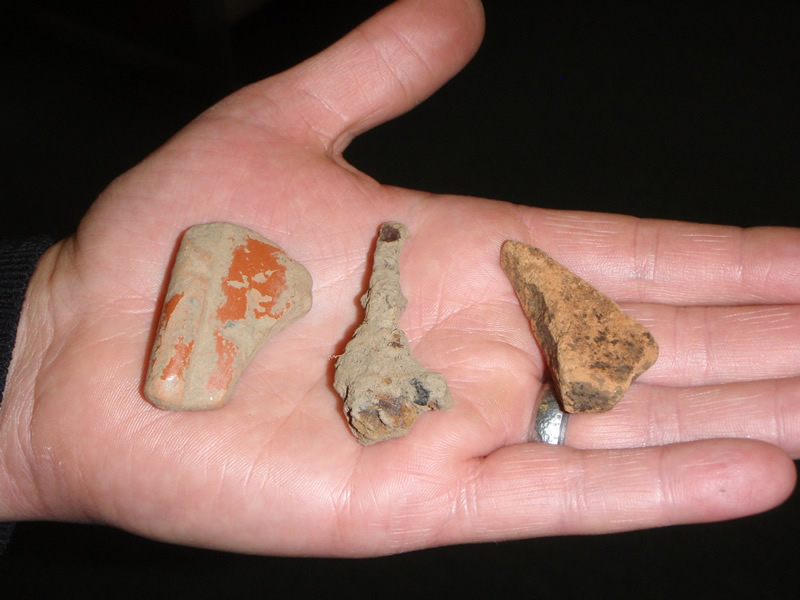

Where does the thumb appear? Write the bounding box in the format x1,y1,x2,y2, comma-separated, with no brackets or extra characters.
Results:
231,0,485,153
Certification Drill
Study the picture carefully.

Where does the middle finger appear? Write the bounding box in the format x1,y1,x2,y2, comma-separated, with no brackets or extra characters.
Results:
625,303,800,386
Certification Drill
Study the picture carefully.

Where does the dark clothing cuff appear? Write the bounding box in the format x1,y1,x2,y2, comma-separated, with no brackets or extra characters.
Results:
0,237,55,555
0,237,54,398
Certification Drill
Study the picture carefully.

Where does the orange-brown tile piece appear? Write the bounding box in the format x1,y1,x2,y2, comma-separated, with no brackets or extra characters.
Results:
501,241,658,413
144,222,312,410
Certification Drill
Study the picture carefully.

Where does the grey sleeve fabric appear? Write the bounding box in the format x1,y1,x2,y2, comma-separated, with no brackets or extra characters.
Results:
0,237,54,398
0,237,55,554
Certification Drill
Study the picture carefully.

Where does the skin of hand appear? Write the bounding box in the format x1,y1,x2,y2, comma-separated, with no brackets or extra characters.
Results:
0,0,798,557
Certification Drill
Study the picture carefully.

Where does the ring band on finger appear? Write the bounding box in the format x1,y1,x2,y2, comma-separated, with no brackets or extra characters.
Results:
529,383,569,445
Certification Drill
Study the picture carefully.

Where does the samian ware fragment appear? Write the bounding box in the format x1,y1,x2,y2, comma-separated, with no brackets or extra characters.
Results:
144,222,312,410
334,222,452,444
500,241,658,413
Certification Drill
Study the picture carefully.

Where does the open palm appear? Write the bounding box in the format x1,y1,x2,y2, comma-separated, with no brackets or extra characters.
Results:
2,0,797,556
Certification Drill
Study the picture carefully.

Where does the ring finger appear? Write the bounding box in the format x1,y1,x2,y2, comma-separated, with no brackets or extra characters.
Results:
564,377,800,457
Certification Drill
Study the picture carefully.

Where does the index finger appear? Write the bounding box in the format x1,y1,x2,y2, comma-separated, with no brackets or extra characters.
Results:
521,207,800,305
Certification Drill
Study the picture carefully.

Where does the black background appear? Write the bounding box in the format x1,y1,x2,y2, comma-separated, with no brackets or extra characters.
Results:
1,1,798,597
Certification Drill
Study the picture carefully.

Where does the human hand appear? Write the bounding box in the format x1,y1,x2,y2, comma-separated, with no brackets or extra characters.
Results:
1,0,797,556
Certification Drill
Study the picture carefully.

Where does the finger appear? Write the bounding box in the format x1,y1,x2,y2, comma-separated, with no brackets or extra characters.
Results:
624,303,800,386
566,378,800,457
435,439,795,546
521,208,800,305
232,0,485,152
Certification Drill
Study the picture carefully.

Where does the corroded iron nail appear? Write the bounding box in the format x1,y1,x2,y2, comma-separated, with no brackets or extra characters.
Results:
334,222,452,444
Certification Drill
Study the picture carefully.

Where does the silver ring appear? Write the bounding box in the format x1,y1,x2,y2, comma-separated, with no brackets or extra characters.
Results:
529,383,569,445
